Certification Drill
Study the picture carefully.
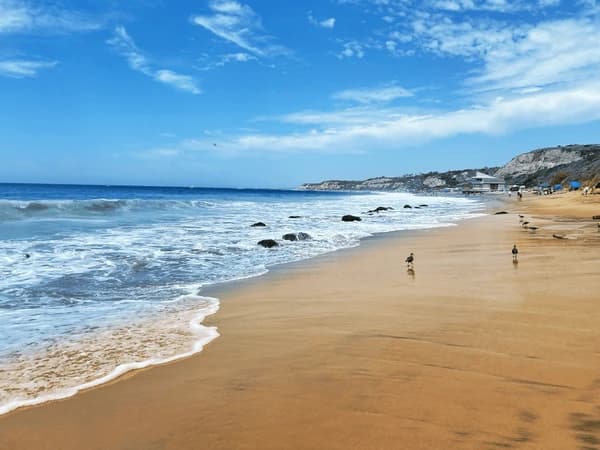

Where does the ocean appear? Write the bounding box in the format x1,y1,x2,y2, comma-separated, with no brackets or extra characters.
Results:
0,183,485,414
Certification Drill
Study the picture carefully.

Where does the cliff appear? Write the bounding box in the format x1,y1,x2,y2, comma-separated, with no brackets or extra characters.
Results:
301,144,600,192
301,168,499,192
494,144,600,187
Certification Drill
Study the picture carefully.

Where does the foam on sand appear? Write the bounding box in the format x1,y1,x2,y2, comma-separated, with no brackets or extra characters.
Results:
0,295,219,416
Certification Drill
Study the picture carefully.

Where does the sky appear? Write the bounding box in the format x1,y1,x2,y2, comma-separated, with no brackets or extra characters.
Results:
1,0,600,188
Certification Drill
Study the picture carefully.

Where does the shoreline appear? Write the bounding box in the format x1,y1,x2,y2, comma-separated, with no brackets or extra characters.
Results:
0,191,478,416
1,192,599,449
0,193,486,418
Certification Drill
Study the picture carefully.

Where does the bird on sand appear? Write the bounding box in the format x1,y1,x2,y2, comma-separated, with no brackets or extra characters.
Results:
405,252,415,269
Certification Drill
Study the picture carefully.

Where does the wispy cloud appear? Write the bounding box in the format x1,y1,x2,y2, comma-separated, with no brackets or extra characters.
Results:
107,26,201,95
467,18,600,92
191,0,287,57
0,0,102,34
0,59,57,78
145,81,600,155
407,13,600,93
0,0,101,80
334,0,600,95
337,40,366,58
411,16,523,59
347,0,562,14
197,51,257,70
308,13,336,29
430,0,547,13
333,84,413,104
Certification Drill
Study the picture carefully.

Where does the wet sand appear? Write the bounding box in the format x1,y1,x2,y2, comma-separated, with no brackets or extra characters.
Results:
1,192,599,450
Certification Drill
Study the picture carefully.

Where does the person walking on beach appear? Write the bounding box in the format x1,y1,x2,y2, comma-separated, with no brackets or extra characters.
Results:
405,252,415,269
512,245,519,263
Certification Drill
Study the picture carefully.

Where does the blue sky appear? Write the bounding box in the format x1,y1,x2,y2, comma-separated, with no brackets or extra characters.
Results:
1,0,600,188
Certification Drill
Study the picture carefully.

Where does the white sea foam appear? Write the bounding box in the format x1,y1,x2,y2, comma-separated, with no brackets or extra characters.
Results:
0,295,219,416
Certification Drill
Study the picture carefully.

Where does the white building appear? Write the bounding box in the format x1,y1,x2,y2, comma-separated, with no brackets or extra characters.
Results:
463,171,506,194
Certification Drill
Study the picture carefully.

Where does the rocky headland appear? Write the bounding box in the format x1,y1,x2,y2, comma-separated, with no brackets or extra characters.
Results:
301,144,600,192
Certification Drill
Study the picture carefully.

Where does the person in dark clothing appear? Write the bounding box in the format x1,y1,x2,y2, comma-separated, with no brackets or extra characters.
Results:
512,245,519,263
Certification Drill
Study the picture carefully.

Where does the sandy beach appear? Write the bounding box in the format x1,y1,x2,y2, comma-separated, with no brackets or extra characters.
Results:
1,191,599,450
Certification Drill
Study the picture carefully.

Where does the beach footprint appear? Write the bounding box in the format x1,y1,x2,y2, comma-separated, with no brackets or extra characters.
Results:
483,410,538,449
570,379,600,450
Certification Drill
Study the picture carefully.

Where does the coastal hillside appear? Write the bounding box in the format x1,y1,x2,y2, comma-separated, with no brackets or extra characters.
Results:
300,168,500,192
494,144,600,186
301,144,600,191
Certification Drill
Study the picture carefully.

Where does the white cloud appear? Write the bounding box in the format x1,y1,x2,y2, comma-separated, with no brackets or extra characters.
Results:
538,0,560,6
429,0,559,12
468,18,600,92
411,16,523,58
107,26,201,95
155,70,201,95
320,17,336,28
224,52,254,62
333,84,413,103
337,40,366,58
275,107,411,126
308,13,336,29
152,82,600,155
191,0,287,57
0,59,56,77
196,51,257,70
0,0,101,80
408,14,600,93
0,0,101,34
254,83,600,150
332,0,570,64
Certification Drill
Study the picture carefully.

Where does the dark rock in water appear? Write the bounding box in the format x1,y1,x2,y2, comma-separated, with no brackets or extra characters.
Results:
553,234,567,239
297,232,312,241
593,215,600,220
419,204,429,207
258,239,279,248
414,206,421,209
368,206,393,213
288,215,302,219
342,215,362,222
251,222,267,227
25,253,30,259
403,205,412,209
282,233,298,241
495,211,509,215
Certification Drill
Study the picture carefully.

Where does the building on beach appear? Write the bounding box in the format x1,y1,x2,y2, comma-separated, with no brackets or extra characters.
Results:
463,171,506,194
